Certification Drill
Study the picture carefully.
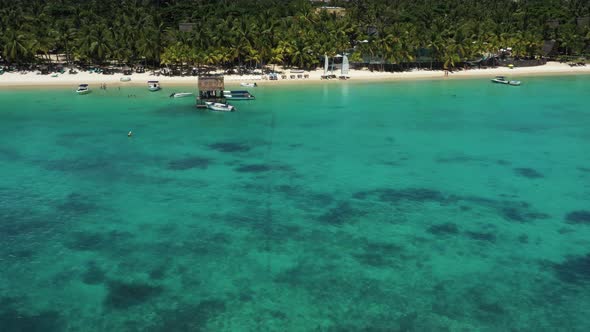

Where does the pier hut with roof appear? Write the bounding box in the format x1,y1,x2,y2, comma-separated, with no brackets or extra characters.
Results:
196,75,225,108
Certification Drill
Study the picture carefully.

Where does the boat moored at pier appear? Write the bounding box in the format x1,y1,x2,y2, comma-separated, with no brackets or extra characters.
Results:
205,101,235,112
223,90,255,100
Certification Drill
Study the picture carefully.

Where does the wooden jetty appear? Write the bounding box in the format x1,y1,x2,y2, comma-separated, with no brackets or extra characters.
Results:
196,74,225,108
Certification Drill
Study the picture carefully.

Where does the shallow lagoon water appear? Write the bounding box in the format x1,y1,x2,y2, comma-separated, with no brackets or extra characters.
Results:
1,77,590,331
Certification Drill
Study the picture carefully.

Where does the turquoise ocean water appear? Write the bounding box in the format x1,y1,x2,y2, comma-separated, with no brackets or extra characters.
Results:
1,76,590,331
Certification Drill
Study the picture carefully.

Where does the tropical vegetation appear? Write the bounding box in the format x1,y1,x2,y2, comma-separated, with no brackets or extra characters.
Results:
0,0,589,71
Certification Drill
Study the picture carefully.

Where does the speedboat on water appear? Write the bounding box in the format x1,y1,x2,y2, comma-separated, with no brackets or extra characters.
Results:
76,84,90,95
205,101,236,112
240,82,257,87
148,80,161,91
491,76,509,84
491,76,521,86
169,92,193,98
223,90,255,100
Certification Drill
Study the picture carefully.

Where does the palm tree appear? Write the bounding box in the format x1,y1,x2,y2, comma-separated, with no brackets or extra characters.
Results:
442,39,462,70
91,25,113,63
245,47,261,69
55,22,77,65
0,0,588,70
2,29,32,64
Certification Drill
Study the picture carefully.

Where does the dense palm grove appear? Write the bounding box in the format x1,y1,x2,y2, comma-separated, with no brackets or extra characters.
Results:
0,0,589,70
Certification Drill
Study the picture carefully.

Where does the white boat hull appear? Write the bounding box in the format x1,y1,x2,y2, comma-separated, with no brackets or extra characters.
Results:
148,81,161,91
205,102,235,112
76,90,91,95
491,78,521,86
240,83,257,87
223,90,255,100
170,92,193,98
225,96,255,100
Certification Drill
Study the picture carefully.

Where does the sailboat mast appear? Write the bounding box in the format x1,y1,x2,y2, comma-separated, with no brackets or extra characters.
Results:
342,55,349,75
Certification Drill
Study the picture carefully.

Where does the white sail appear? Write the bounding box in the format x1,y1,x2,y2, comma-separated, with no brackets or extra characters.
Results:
341,55,349,75
324,54,329,75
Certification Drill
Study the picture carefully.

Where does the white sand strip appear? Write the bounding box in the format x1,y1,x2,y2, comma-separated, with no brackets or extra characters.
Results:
0,62,589,88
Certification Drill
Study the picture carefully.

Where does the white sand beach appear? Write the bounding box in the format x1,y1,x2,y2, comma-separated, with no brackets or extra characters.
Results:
0,61,589,88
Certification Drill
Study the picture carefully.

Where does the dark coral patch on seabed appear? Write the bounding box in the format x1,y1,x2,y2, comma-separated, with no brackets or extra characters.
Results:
147,299,226,331
565,211,590,224
465,231,497,243
318,201,366,225
63,230,132,252
167,157,210,170
353,188,450,204
352,187,550,224
500,206,549,223
353,241,405,267
82,261,106,285
0,308,64,332
427,223,460,235
104,280,163,309
513,167,544,178
551,254,590,284
234,163,294,174
234,164,272,173
43,158,111,172
57,193,97,215
208,142,250,153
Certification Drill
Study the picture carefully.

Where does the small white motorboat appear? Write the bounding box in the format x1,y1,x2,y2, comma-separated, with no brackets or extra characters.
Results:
76,84,90,95
169,92,193,98
223,90,255,100
240,82,257,87
120,76,131,82
491,76,521,86
205,101,236,112
148,80,161,91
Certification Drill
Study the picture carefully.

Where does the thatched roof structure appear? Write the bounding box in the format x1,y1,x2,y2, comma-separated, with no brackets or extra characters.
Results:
198,75,224,91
